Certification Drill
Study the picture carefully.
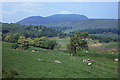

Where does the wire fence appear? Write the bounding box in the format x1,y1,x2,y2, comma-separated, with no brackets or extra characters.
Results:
58,53,118,75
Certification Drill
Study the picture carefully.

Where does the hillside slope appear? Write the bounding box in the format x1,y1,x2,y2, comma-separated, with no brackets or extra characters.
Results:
17,14,88,25
42,19,118,30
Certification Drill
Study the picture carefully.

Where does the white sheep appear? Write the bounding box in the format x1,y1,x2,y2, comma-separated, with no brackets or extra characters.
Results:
87,62,92,66
82,59,89,63
114,58,119,62
38,58,42,61
86,51,89,53
32,50,35,52
55,60,61,63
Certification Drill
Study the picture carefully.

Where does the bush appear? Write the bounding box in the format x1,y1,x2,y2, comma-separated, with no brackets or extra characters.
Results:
43,40,57,50
11,43,19,49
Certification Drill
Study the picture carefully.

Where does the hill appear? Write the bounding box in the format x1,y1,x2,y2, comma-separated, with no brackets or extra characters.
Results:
17,14,88,25
2,23,66,38
42,19,118,32
16,14,118,32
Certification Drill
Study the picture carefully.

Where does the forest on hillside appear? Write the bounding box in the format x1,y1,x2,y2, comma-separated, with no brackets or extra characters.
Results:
2,23,66,39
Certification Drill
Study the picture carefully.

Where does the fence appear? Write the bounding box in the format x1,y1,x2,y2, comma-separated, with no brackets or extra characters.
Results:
59,53,118,75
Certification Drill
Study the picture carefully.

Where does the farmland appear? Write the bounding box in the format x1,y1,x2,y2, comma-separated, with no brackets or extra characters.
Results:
2,38,119,78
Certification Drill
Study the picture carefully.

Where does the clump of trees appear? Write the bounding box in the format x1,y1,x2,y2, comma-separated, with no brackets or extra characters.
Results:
43,40,57,50
18,35,29,50
4,33,20,43
2,23,64,50
33,37,58,50
8,35,58,50
2,23,66,38
66,32,89,56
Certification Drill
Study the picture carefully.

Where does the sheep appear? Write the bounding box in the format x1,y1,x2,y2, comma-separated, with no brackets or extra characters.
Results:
82,59,89,63
32,49,39,52
87,63,92,66
38,58,42,61
55,60,61,63
86,51,89,53
82,59,95,63
32,50,35,52
114,58,119,62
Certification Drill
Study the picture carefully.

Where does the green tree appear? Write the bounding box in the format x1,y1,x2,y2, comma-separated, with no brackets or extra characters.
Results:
43,40,57,50
66,32,89,56
27,38,34,46
33,36,47,47
21,40,29,50
18,35,26,44
18,35,29,50
12,33,20,42
4,35,11,42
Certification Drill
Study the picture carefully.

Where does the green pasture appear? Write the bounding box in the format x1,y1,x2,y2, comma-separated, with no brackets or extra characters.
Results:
2,42,119,78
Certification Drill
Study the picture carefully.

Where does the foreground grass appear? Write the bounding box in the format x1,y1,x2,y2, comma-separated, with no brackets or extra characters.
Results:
2,42,118,78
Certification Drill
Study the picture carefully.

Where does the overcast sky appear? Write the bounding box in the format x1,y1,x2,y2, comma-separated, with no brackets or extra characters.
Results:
1,2,118,23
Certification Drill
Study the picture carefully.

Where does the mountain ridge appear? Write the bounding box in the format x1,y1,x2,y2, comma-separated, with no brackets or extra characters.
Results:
16,14,118,32
16,14,88,25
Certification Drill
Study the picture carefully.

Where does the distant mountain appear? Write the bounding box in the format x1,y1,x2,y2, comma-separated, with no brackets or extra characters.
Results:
16,14,88,25
16,14,118,32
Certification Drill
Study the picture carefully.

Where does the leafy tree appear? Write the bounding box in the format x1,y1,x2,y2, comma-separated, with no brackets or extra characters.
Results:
67,32,89,56
27,38,34,46
4,35,11,42
43,40,57,50
18,35,26,44
33,37,47,47
18,35,29,50
21,40,29,50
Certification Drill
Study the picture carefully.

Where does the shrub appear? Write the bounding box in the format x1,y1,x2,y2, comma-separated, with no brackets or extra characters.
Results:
11,43,19,49
43,40,57,50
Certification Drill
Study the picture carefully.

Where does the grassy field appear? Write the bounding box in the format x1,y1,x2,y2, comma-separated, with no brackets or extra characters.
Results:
2,40,119,78
49,37,70,50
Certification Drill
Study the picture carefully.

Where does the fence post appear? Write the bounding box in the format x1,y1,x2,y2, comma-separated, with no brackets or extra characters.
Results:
109,64,110,72
102,63,104,70
96,62,98,68
115,65,118,74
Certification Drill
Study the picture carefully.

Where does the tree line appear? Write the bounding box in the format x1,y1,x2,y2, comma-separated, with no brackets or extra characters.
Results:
69,28,119,35
2,23,65,50
2,23,66,39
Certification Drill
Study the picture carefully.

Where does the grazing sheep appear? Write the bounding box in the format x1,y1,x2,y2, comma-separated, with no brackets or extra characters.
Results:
82,59,95,63
87,63,92,66
32,49,39,52
38,58,42,61
87,59,90,61
114,58,119,62
55,60,61,63
32,50,35,52
82,59,86,62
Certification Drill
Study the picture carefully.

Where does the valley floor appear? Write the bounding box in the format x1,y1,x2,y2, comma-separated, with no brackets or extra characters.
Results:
2,41,119,78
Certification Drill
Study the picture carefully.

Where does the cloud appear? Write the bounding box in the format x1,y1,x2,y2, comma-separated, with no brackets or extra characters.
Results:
58,10,73,14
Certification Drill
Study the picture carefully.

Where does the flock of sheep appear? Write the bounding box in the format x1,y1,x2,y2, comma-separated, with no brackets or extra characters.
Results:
33,50,119,66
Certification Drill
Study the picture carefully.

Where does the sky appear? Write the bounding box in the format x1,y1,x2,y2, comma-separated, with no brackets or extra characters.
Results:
1,2,118,23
